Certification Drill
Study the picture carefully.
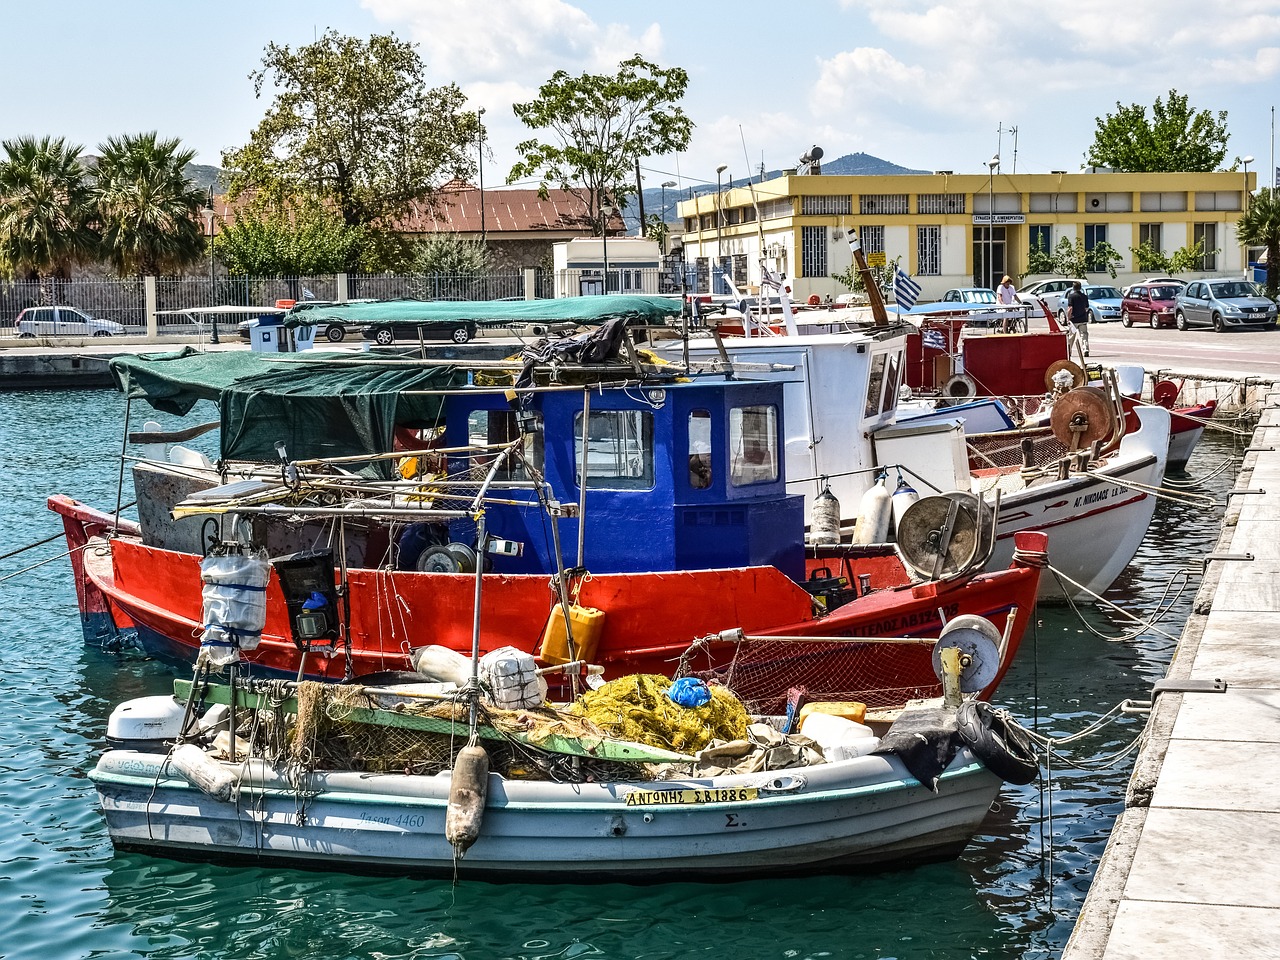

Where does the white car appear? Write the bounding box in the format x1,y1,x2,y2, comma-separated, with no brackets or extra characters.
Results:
16,306,126,337
1015,278,1084,316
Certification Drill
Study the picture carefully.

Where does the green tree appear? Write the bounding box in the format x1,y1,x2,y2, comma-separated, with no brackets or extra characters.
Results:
1130,240,1171,273
93,131,208,276
222,31,481,243
0,136,97,285
1027,233,1055,274
406,233,493,299
643,213,670,252
1238,187,1280,297
509,55,693,234
214,206,369,276
1168,240,1210,273
1087,89,1228,172
1048,236,1121,278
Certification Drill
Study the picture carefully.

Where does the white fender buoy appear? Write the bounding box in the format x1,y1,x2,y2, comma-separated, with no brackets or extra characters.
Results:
445,744,490,855
810,484,842,544
853,474,892,545
169,743,237,802
890,476,919,536
410,645,472,686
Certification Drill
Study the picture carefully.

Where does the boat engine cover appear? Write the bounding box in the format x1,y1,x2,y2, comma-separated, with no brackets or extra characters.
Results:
107,695,187,747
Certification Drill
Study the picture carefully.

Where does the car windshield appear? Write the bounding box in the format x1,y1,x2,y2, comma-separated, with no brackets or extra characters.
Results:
1150,286,1179,300
964,289,997,303
1210,281,1261,299
1087,287,1120,299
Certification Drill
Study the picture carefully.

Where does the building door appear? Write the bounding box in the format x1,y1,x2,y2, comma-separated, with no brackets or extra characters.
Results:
973,226,1007,288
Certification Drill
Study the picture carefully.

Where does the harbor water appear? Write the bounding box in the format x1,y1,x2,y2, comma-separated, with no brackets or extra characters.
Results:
0,388,1247,960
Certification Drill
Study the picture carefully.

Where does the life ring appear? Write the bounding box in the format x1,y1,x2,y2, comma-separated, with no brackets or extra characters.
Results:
807,294,821,306
943,373,977,399
956,700,1039,784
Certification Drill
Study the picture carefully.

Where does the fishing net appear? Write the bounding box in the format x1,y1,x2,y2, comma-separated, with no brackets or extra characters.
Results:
565,674,749,753
241,680,659,783
675,635,943,715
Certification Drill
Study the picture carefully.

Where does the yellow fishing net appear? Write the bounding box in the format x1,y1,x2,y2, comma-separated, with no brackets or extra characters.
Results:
566,674,748,754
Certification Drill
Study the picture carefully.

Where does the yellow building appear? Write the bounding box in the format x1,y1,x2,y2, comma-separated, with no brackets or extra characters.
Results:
675,169,1256,301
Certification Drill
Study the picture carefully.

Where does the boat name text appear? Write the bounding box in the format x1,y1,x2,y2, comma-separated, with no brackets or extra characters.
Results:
625,787,759,806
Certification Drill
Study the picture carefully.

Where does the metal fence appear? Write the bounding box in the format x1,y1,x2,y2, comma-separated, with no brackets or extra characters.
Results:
0,271,555,339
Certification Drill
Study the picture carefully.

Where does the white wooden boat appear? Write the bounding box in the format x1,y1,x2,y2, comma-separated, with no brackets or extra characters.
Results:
90,669,1026,880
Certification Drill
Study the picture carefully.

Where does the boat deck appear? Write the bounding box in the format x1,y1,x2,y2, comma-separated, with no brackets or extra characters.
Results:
1064,388,1280,958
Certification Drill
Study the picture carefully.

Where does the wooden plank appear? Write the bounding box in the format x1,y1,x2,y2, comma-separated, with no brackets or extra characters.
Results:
174,680,693,763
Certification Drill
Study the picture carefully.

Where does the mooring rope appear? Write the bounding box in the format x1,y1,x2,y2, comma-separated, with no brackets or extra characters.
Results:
1047,562,1190,643
1080,468,1216,509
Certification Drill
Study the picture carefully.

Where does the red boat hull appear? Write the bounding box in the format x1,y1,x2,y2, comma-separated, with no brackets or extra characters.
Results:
50,495,1043,708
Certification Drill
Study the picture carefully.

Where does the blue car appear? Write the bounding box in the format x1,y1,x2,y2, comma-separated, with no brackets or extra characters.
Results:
1056,284,1123,323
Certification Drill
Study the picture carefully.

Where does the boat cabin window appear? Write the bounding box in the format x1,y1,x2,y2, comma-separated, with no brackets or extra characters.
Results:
864,353,888,417
882,353,901,414
688,409,713,489
465,410,541,480
729,405,778,486
573,410,654,489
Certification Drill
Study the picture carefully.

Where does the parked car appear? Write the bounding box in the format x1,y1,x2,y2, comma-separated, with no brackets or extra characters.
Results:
1016,278,1084,316
939,287,997,304
1057,284,1123,324
1121,276,1186,298
362,319,478,345
15,306,126,337
1119,283,1181,328
1174,279,1279,332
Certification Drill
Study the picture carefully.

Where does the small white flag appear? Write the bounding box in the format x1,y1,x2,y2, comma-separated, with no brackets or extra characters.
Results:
893,268,922,310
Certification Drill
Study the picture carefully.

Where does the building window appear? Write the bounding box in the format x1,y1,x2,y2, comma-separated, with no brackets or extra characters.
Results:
859,194,909,215
801,194,852,215
759,198,792,220
1140,192,1186,212
574,410,654,490
917,193,965,215
1138,223,1162,250
917,226,941,275
1195,191,1242,212
801,225,828,277
1029,225,1052,257
729,405,778,486
1030,193,1077,213
858,225,885,256
1193,223,1218,270
1084,224,1107,272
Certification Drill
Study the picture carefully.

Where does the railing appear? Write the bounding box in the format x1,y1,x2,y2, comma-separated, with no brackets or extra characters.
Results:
0,271,551,340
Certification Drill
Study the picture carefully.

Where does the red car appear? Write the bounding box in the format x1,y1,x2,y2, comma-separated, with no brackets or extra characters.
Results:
1120,282,1180,328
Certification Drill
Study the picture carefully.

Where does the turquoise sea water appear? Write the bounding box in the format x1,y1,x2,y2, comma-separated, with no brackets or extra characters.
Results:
0,388,1244,960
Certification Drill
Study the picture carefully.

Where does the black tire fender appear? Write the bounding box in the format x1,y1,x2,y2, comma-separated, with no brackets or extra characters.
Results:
956,700,1039,785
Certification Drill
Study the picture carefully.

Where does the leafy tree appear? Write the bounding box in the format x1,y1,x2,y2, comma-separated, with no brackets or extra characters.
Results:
1130,240,1171,273
406,233,492,299
214,205,369,277
1087,89,1228,172
1168,240,1210,274
1027,234,1055,275
93,132,207,276
1238,187,1280,297
643,213,670,252
0,136,97,285
222,31,481,244
509,55,693,234
1048,237,1122,278
832,253,901,297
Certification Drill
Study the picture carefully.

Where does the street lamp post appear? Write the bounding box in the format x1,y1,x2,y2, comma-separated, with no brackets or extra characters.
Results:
985,156,999,289
601,203,615,295
202,192,219,344
715,164,727,290
478,107,486,243
1243,155,1254,278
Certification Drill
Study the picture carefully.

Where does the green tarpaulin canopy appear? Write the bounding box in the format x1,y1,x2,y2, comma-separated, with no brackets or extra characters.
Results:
110,348,466,466
282,295,683,328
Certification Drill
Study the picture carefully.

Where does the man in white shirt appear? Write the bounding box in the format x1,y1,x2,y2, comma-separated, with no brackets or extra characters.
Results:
996,275,1017,304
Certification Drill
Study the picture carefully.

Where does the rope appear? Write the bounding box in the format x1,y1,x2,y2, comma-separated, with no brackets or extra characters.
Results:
1080,468,1216,509
1162,456,1241,488
1047,562,1189,643
0,542,90,585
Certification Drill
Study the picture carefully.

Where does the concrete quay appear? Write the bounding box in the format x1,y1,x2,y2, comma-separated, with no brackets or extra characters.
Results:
1064,386,1280,959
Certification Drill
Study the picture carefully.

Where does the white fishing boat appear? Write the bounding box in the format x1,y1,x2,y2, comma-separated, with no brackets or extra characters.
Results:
90,618,1038,880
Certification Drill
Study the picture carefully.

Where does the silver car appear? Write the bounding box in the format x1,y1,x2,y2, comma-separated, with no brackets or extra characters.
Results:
15,305,126,337
1174,279,1278,332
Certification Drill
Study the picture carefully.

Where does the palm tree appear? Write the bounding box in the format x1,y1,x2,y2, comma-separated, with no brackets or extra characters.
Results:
1238,187,1280,299
0,136,97,288
93,132,208,277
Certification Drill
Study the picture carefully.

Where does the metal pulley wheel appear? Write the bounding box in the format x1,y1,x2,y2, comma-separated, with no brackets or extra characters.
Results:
1043,359,1086,392
1048,386,1115,451
895,492,994,579
931,614,1002,693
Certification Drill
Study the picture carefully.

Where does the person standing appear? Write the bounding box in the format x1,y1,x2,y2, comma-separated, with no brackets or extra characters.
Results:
1064,280,1091,357
996,275,1017,304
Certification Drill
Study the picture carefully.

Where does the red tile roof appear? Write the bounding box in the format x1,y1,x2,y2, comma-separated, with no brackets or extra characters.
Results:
398,181,622,236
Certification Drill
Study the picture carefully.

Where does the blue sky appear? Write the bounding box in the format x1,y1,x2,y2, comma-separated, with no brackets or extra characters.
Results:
6,0,1279,194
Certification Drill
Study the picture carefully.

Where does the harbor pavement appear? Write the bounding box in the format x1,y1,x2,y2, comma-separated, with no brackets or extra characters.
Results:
1063,386,1280,959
